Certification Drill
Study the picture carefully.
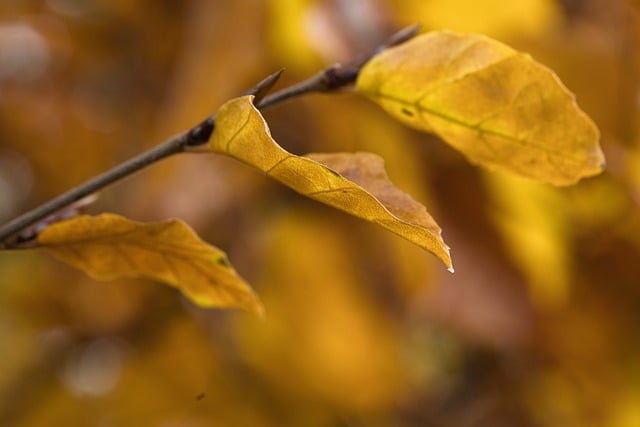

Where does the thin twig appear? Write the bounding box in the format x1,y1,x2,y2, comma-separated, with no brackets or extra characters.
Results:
0,25,421,247
0,133,189,246
257,24,422,110
246,69,285,105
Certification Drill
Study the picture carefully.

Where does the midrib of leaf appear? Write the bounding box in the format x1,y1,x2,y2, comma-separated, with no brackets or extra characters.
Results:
369,91,591,166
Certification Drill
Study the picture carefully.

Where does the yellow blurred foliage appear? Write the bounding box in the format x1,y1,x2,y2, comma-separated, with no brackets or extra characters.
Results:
611,383,640,427
392,0,560,39
1,0,640,426
484,172,571,306
236,208,405,411
267,0,324,72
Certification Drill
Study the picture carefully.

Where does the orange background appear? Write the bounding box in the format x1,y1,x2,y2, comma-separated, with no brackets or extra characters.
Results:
1,1,639,426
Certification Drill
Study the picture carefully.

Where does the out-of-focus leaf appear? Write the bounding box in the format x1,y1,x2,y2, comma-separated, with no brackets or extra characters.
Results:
266,0,322,72
36,213,263,315
236,208,405,410
485,172,570,306
208,95,452,270
391,0,560,40
356,30,605,185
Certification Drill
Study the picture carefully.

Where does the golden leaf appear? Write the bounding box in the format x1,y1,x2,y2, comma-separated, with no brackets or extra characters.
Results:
208,96,452,270
37,213,263,314
484,172,571,307
356,30,605,186
392,0,559,40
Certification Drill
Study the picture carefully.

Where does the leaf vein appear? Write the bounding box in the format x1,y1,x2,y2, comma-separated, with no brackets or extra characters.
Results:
374,92,589,165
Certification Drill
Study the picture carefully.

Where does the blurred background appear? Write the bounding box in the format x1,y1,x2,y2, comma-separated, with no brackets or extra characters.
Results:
1,0,640,425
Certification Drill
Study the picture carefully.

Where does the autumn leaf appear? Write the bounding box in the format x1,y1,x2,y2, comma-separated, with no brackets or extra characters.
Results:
356,30,605,186
37,213,263,315
306,151,450,264
208,96,452,270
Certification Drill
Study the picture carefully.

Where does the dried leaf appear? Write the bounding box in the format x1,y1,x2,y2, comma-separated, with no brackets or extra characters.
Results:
208,96,452,270
356,30,605,185
306,151,450,263
37,213,263,314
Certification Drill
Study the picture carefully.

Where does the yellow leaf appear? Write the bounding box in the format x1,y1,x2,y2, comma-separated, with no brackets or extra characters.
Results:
485,172,571,307
37,213,263,315
356,30,605,186
208,96,452,270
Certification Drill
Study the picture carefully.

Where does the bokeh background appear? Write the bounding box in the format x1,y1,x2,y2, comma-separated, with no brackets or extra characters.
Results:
1,0,640,425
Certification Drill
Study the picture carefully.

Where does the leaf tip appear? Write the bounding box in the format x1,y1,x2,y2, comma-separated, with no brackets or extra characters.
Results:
239,295,265,318
442,251,454,273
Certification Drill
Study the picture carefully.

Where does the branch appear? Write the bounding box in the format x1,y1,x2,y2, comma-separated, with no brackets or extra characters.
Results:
0,133,189,246
257,24,421,110
0,24,420,248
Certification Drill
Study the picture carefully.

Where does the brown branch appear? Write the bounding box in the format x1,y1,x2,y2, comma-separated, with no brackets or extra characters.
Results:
257,24,421,110
0,134,189,247
0,24,420,248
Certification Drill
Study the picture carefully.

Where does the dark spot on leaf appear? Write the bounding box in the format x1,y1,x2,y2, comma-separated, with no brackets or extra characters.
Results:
196,393,206,401
215,256,229,267
401,108,414,117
